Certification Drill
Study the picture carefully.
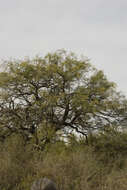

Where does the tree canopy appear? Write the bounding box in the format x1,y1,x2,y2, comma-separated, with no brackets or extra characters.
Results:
0,50,126,147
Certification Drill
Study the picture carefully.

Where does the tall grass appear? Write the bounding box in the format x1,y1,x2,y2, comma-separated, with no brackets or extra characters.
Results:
1,131,127,190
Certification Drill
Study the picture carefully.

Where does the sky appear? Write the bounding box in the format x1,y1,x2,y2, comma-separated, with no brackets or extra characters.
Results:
0,0,127,95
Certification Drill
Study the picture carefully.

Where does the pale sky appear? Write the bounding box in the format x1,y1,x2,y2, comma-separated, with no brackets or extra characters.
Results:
0,0,127,95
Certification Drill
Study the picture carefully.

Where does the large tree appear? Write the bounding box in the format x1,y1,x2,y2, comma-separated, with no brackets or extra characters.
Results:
0,50,126,146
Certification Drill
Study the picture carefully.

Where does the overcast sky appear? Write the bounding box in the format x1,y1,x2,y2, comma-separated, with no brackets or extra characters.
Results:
0,0,127,95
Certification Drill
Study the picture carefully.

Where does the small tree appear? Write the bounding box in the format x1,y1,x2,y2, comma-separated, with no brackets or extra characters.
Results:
0,50,126,146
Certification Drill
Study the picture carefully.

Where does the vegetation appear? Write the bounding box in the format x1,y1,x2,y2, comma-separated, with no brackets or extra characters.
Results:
1,131,127,190
0,50,127,147
0,50,127,189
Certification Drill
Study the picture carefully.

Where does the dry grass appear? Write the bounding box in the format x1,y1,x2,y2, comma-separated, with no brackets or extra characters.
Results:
1,133,127,190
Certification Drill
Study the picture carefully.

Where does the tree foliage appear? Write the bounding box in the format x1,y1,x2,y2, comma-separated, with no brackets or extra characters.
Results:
0,50,126,146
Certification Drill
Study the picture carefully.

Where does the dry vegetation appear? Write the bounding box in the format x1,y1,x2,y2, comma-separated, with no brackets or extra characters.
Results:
1,129,127,190
0,51,127,190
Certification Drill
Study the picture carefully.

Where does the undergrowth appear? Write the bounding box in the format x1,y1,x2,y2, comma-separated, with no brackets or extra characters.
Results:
1,130,127,190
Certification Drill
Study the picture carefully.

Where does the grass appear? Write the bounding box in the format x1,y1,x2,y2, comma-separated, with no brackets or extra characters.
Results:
1,131,127,190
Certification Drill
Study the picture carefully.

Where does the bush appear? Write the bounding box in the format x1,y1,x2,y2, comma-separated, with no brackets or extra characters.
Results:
0,134,36,190
1,130,127,190
90,128,127,168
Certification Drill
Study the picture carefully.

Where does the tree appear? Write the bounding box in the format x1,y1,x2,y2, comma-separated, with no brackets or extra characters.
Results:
0,50,126,146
